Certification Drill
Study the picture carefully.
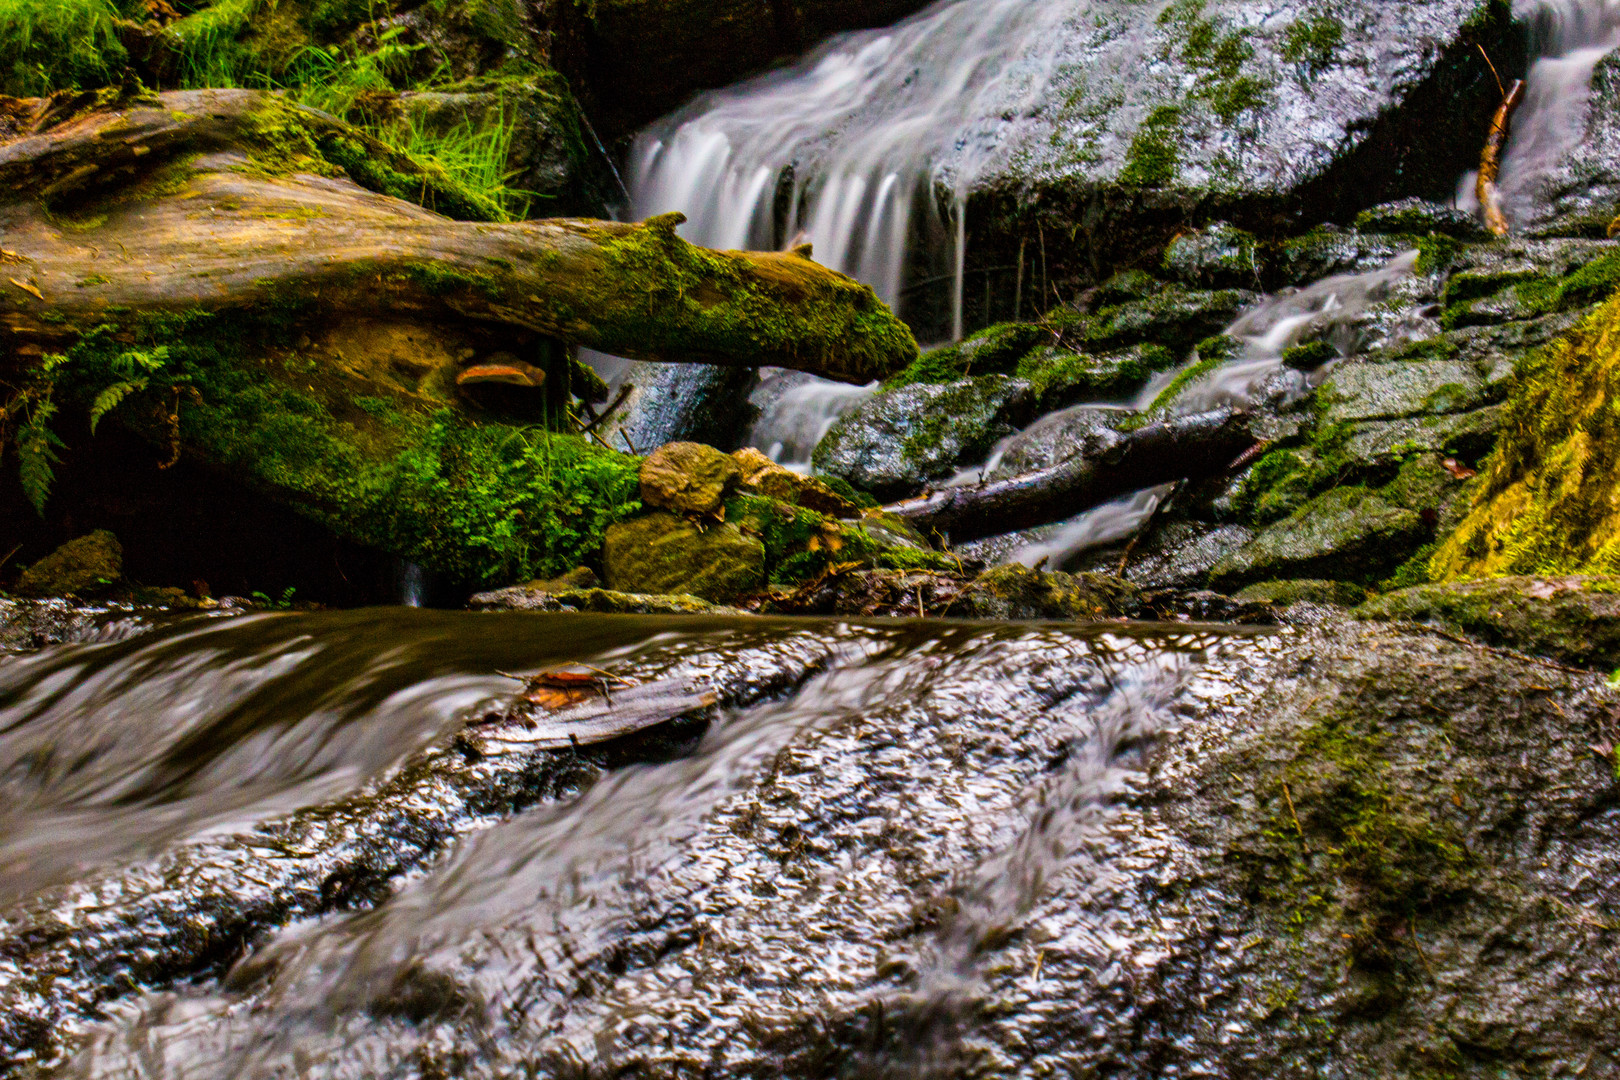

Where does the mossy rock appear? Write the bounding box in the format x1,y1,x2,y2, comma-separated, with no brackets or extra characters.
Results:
1211,486,1427,588
1234,578,1367,607
1353,197,1486,239
1433,292,1620,579
1160,222,1264,290
946,564,1139,620
468,581,745,615
602,511,765,603
639,441,742,516
13,531,123,598
1355,575,1620,669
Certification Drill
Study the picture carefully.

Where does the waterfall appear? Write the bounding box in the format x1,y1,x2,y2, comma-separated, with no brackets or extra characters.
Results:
1462,0,1620,224
629,0,1076,325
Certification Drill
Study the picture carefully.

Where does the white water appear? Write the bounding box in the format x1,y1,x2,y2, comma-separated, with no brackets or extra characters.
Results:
987,251,1426,570
630,0,1079,329
1460,0,1620,224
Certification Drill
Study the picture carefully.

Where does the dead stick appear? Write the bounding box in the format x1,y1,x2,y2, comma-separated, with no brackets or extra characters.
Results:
580,384,633,436
1477,78,1526,237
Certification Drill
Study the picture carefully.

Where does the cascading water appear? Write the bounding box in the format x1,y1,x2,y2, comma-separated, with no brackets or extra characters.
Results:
1462,0,1620,225
3,611,1264,1078
612,0,1086,464
945,251,1431,571
631,0,1077,328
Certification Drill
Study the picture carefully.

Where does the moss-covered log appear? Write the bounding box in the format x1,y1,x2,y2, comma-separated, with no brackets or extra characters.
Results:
0,87,916,383
883,407,1258,544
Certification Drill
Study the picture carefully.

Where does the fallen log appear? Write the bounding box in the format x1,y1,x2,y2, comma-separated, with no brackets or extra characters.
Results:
0,87,916,385
1476,78,1526,238
883,408,1258,544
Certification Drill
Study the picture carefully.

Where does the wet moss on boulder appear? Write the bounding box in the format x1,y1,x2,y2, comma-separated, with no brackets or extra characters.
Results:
1356,575,1620,670
602,511,765,603
1433,291,1620,579
12,530,122,598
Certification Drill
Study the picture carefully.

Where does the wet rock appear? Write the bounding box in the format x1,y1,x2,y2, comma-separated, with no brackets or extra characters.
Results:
1160,223,1265,290
52,617,1620,1078
1014,345,1179,409
946,564,1139,620
13,531,123,598
601,361,761,453
1270,226,1405,287
1353,197,1488,239
1356,575,1620,669
639,441,744,516
813,377,1037,498
602,512,765,603
468,584,746,615
731,448,859,518
1066,286,1257,355
0,599,161,654
1318,358,1489,423
1211,486,1426,588
1234,578,1367,607
1340,406,1505,467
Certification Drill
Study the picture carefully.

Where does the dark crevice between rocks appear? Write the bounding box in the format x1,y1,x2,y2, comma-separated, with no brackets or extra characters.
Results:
0,420,427,609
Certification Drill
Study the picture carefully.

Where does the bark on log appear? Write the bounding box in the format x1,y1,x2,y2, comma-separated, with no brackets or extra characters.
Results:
1477,78,1525,238
883,408,1259,544
0,88,916,384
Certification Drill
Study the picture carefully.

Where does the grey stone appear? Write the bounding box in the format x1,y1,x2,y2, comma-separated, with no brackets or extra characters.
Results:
1340,406,1506,466
1353,197,1488,238
1318,358,1487,423
813,377,1037,498
1210,486,1427,587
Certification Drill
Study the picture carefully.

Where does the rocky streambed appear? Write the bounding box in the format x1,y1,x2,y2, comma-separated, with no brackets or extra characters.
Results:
0,583,1616,1077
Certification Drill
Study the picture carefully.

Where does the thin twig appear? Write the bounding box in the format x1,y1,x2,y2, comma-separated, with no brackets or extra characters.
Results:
1409,919,1438,981
1281,781,1307,850
580,384,633,436
1476,42,1507,100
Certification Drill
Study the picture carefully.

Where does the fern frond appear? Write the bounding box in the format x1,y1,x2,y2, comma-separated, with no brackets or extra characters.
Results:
17,397,64,516
89,379,147,434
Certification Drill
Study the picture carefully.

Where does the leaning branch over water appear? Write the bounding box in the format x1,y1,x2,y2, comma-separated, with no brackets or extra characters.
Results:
1477,77,1526,237
884,408,1259,544
0,88,917,384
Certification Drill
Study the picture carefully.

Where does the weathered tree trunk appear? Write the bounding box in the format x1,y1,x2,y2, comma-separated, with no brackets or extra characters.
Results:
884,408,1258,544
0,88,916,384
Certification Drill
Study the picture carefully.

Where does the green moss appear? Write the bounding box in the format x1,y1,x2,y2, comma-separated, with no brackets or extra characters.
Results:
1282,340,1336,370
1434,292,1620,579
1280,14,1344,81
35,310,642,586
726,493,886,585
1146,352,1226,414
1120,104,1184,187
884,322,1047,389
1274,707,1472,928
1156,0,1273,126
1234,448,1318,524
1413,234,1463,277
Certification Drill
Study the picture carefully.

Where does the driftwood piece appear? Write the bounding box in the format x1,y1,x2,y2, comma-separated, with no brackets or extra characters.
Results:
0,88,916,384
1477,78,1526,238
883,408,1258,544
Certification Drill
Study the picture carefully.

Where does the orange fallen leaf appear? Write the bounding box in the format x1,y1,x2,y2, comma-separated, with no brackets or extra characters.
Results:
8,278,42,300
1442,458,1478,480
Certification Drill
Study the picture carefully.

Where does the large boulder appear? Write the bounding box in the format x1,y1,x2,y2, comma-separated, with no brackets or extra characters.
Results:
12,531,123,598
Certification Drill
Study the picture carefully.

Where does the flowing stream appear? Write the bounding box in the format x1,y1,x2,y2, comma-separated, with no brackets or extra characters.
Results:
0,608,1266,1076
